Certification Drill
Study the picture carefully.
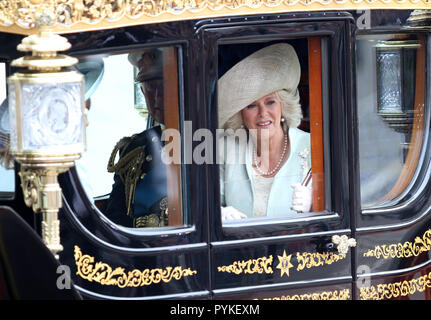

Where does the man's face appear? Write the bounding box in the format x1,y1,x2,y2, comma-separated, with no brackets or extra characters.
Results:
141,78,164,124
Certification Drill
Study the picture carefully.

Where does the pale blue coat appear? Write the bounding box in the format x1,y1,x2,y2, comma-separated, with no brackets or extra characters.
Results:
220,128,312,219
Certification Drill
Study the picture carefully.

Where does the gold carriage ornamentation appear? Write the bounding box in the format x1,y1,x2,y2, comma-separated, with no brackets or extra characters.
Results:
217,249,346,277
360,272,431,300
363,229,431,260
74,245,197,288
217,255,274,275
259,288,351,300
1,0,431,35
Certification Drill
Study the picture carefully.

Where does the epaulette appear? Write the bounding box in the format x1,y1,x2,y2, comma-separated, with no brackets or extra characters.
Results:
107,133,146,217
107,133,141,173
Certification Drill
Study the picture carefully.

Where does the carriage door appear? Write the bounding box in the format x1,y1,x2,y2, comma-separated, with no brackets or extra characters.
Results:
201,13,359,299
355,29,431,300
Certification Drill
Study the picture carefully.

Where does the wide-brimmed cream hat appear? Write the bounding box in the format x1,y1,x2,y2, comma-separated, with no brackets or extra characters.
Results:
218,43,301,129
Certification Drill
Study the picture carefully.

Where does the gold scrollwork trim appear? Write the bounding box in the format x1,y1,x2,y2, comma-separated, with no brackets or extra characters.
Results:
296,251,346,271
360,272,431,300
74,245,197,288
217,250,346,277
363,229,431,260
0,0,430,35
217,255,274,275
259,288,351,300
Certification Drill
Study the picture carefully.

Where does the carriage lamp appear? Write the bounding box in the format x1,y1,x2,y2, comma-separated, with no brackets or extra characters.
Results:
375,39,420,136
406,9,431,29
375,38,421,159
7,16,85,259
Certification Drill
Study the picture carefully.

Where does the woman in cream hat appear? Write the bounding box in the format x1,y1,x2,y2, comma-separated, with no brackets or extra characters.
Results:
218,43,314,220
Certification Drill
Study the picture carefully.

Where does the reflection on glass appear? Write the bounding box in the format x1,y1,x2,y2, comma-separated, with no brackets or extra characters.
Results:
357,34,425,208
133,67,149,119
377,50,402,112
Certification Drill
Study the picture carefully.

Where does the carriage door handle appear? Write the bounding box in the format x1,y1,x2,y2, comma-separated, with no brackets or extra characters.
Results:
331,235,356,257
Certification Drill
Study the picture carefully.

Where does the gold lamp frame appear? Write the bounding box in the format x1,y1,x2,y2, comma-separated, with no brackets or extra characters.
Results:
7,9,85,259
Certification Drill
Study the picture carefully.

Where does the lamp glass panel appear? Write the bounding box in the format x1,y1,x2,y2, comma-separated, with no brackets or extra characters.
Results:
377,50,402,113
7,83,18,150
20,82,84,150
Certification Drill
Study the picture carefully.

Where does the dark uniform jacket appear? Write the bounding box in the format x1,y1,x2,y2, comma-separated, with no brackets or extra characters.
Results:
105,125,168,228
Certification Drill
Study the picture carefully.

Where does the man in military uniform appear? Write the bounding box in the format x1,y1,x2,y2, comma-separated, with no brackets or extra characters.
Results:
104,49,168,228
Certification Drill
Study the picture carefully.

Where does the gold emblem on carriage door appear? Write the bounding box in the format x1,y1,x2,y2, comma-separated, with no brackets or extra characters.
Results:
276,250,294,277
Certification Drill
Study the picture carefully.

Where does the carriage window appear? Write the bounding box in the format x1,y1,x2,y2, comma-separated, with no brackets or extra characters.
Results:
217,38,327,223
75,46,184,228
357,34,426,208
0,61,14,197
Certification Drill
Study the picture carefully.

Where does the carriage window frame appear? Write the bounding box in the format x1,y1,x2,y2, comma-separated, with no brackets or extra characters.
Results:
356,32,431,216
0,60,15,199
215,34,337,230
71,44,192,233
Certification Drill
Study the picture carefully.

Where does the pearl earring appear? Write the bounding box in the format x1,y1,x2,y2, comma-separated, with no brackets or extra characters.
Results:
281,117,285,123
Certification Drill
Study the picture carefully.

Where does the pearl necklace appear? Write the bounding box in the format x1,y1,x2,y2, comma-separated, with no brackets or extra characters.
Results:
253,134,288,176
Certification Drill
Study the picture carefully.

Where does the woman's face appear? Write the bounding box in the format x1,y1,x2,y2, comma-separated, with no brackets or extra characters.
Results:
241,92,283,139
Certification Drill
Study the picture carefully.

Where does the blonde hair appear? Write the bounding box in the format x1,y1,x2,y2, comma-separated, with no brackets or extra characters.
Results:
223,89,302,132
